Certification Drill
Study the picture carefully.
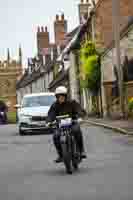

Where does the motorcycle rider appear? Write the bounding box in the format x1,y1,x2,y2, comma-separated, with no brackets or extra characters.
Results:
47,86,87,163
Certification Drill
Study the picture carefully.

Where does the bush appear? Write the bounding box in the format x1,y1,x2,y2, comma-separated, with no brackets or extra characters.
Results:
80,40,101,93
128,98,133,118
7,112,17,124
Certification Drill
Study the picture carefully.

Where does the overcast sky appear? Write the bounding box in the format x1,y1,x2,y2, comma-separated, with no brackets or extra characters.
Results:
0,0,80,66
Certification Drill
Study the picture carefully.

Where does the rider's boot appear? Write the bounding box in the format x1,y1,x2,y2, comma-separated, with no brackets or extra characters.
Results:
54,151,63,163
80,151,87,159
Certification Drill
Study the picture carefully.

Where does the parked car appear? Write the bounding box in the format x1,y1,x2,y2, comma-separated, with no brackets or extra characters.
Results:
16,93,56,135
0,100,8,124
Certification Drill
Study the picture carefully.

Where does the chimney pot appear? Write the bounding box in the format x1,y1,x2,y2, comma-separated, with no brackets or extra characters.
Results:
61,13,64,20
41,26,44,32
37,26,40,32
45,26,48,32
56,14,59,21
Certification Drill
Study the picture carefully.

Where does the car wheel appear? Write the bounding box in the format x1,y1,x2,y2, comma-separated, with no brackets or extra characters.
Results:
19,127,25,136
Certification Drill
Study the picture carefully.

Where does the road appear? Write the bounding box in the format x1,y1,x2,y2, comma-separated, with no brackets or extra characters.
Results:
0,124,133,200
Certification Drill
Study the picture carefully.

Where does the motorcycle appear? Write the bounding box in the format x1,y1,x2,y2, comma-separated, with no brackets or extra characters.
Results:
49,115,81,174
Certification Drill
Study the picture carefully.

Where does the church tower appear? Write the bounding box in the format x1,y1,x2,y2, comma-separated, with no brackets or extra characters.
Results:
18,45,22,66
0,46,23,112
7,48,10,64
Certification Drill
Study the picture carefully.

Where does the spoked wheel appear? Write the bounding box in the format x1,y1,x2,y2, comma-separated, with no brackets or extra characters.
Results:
61,143,72,174
72,142,80,171
72,154,79,170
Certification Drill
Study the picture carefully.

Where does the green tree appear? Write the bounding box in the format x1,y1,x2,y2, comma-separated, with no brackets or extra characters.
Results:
80,40,101,115
80,40,101,94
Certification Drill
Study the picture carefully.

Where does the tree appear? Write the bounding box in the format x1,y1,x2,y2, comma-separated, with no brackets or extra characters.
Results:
80,40,101,94
80,40,101,116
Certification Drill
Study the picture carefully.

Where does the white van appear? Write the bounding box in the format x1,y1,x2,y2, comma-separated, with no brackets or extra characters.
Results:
16,93,56,135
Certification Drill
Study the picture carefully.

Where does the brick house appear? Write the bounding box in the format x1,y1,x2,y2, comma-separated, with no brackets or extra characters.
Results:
101,17,133,117
91,0,133,117
57,0,133,116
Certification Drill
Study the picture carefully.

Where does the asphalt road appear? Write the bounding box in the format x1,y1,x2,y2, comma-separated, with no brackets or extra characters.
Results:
0,124,133,200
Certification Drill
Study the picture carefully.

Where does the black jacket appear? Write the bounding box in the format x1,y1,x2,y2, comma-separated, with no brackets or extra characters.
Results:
47,100,86,122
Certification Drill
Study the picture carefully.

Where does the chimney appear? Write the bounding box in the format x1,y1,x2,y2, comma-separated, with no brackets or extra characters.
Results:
37,26,50,55
54,13,67,46
56,14,59,21
78,0,91,24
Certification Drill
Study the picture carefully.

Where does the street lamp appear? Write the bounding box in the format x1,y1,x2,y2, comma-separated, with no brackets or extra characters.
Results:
112,0,124,117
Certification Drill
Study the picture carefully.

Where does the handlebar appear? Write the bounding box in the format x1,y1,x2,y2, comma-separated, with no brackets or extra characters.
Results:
56,114,70,119
46,116,83,128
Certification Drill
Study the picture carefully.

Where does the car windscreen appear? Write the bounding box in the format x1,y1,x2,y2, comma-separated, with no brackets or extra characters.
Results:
22,95,56,107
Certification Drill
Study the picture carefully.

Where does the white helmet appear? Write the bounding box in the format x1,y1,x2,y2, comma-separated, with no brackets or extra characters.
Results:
55,86,67,96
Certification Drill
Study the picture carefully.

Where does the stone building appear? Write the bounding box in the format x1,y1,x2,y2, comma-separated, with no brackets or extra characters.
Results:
0,47,23,111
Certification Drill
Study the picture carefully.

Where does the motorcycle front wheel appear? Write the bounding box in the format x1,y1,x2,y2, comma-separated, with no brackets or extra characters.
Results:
61,143,72,174
72,139,80,170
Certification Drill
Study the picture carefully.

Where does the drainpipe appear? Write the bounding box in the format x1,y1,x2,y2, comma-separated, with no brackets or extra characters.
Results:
112,0,125,118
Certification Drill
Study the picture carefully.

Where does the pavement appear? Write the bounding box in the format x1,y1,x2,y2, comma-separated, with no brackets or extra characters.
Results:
84,118,133,135
0,124,133,199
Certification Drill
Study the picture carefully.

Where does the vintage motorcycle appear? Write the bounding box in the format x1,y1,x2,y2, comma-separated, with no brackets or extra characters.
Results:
49,115,82,174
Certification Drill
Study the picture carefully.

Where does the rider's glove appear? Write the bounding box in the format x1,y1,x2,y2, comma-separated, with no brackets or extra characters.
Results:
46,122,51,128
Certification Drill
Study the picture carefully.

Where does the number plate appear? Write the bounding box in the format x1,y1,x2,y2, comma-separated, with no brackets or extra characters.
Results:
31,121,46,126
60,118,72,127
39,121,46,126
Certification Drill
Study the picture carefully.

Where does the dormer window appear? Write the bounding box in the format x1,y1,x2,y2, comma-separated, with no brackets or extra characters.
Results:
28,66,32,74
43,55,46,65
51,48,54,60
64,54,69,61
4,61,7,68
57,45,61,56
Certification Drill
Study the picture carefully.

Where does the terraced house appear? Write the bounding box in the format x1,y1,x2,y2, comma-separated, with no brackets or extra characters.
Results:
17,0,133,119
16,14,68,104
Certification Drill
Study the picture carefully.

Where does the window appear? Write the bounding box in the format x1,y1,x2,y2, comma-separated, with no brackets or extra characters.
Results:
57,45,61,56
22,95,56,107
51,48,54,60
43,55,46,65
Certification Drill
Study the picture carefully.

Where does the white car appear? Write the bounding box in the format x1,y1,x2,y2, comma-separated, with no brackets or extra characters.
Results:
16,93,56,135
